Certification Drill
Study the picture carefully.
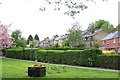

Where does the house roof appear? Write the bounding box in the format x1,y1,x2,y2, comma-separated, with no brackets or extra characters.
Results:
102,31,120,41
83,29,103,38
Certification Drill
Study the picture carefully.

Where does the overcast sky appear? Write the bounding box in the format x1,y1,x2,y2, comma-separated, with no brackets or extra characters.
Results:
0,0,119,40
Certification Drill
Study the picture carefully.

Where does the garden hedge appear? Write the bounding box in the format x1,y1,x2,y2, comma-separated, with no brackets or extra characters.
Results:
36,49,101,67
5,48,38,60
97,54,120,70
4,48,120,70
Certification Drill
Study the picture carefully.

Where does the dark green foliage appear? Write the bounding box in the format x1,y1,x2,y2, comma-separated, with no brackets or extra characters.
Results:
36,49,101,67
4,48,38,60
34,34,39,41
27,35,33,44
45,47,85,50
4,48,120,70
5,49,23,59
116,24,120,31
97,54,120,70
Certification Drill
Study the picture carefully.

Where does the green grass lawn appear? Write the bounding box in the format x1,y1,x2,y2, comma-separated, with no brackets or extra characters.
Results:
0,58,119,78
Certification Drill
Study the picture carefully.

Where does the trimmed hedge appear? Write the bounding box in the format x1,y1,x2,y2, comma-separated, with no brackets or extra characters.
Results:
5,48,38,60
5,48,120,70
5,49,23,59
97,54,120,70
45,47,85,50
36,49,101,67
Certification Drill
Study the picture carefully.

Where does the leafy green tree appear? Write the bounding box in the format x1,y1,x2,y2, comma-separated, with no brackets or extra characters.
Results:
93,42,100,48
88,20,114,34
17,37,27,48
34,34,39,41
116,24,120,31
30,40,37,48
11,30,26,48
64,22,85,48
11,30,22,42
94,20,105,30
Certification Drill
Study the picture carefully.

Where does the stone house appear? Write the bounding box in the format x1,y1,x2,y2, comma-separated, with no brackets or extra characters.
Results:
83,29,108,48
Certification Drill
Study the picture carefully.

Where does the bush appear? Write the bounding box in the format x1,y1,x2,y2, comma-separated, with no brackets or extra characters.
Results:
36,49,101,67
5,49,23,59
97,54,120,70
5,48,38,60
45,47,84,50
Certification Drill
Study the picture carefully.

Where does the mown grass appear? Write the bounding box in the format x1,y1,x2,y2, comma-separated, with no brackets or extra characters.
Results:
0,58,119,78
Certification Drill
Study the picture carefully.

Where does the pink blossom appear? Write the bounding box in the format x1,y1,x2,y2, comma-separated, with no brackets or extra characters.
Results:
0,24,12,48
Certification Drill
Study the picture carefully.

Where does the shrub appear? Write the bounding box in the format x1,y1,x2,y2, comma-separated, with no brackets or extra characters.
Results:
4,48,38,60
36,49,100,67
97,54,120,70
5,49,23,59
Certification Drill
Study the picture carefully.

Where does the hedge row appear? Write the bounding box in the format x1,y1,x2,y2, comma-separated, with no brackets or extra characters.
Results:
5,48,39,61
97,54,120,70
36,49,101,67
45,47,85,50
4,48,120,69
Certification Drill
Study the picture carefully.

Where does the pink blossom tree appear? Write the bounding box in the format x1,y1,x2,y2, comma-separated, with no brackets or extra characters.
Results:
0,24,12,48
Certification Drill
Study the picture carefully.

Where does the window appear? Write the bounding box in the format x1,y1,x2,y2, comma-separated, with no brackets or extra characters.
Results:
106,40,109,45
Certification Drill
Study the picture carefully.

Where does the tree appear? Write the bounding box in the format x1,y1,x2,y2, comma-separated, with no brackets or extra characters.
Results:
40,0,107,18
30,40,37,48
34,34,39,41
0,24,12,48
64,22,85,48
27,34,33,44
17,37,27,48
88,20,114,34
116,24,120,31
11,30,26,48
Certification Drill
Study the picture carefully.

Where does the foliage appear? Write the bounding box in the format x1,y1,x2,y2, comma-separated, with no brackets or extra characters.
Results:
40,0,107,19
93,42,100,48
36,49,101,67
17,37,27,48
97,54,120,70
116,24,120,31
34,34,39,41
30,40,38,48
88,20,114,34
4,48,120,70
4,48,38,60
64,22,85,48
0,24,11,48
11,29,26,48
27,34,33,44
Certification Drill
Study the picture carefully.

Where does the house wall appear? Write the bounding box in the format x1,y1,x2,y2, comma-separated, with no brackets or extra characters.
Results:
100,37,120,53
93,30,108,42
86,30,108,48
